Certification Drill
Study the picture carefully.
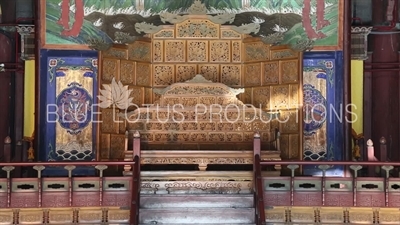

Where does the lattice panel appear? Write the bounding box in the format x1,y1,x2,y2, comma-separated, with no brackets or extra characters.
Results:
210,41,230,62
221,29,242,39
232,41,242,62
176,64,197,83
271,85,290,110
279,110,300,134
244,42,269,62
152,40,163,62
165,40,186,62
153,28,175,39
290,84,300,108
120,60,135,85
129,86,144,109
270,47,299,60
110,134,125,159
153,64,175,87
176,19,219,38
198,64,219,82
102,58,120,82
220,64,241,87
128,41,151,62
243,63,262,87
101,109,119,134
136,63,152,87
253,87,270,110
280,59,299,84
102,47,128,59
263,61,279,85
187,40,208,62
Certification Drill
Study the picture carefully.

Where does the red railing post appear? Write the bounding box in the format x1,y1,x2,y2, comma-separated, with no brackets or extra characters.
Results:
130,131,141,225
367,139,376,176
3,136,11,162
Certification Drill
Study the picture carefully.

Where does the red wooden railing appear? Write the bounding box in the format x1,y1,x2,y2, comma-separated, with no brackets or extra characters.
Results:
0,160,139,223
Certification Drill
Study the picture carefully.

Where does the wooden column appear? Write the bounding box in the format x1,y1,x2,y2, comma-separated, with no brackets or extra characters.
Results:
369,0,400,161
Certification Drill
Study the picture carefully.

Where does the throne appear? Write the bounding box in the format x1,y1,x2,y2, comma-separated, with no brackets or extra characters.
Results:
122,74,281,171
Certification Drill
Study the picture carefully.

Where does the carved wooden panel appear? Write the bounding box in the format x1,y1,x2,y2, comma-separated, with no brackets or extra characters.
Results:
253,86,270,109
280,59,299,84
144,88,153,104
220,64,241,87
100,133,111,159
135,63,152,86
102,58,120,82
279,110,299,134
289,134,300,159
270,47,298,60
221,29,242,39
152,40,163,62
232,41,242,62
176,64,197,83
263,61,279,85
110,134,126,159
130,86,144,108
176,19,219,38
210,41,230,62
153,64,175,87
290,84,300,108
198,64,219,82
101,108,119,134
102,47,128,59
120,60,135,85
187,40,208,62
164,40,186,62
128,40,151,62
153,29,175,39
270,85,290,109
243,63,262,87
244,41,269,62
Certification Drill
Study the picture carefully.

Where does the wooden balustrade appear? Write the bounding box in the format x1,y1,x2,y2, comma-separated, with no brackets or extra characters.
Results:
0,160,138,224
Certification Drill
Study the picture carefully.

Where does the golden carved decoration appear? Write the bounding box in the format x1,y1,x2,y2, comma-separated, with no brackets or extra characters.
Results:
153,29,175,38
244,42,269,62
263,61,279,85
153,65,175,86
101,108,119,134
198,64,219,82
220,65,241,86
221,29,242,39
120,60,135,85
244,63,262,87
232,41,242,62
128,41,151,62
280,59,299,84
176,64,197,83
210,41,230,62
152,40,164,62
165,40,185,62
187,40,208,62
102,58,120,82
135,63,151,86
176,19,219,38
102,48,128,59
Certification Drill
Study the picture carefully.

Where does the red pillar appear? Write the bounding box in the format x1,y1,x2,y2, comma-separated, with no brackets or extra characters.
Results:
370,0,400,161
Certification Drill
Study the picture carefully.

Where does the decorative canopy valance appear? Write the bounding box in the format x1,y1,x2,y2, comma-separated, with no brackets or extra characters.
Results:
86,0,314,52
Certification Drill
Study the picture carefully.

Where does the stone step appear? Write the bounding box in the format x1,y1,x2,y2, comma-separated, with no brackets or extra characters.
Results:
140,194,254,208
139,208,255,224
141,180,252,194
